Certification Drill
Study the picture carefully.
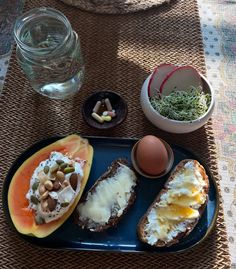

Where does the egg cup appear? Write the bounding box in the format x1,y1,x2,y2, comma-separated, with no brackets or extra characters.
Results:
131,139,174,179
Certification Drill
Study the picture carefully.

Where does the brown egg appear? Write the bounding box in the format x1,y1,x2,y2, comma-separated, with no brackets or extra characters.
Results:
136,135,169,176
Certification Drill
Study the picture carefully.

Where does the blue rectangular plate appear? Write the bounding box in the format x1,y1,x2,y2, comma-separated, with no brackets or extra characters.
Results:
3,136,219,253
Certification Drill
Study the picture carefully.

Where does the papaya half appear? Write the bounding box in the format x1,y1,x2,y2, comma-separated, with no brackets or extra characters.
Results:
8,134,93,238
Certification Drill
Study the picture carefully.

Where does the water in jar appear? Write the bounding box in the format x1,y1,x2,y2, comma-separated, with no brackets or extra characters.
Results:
15,9,85,99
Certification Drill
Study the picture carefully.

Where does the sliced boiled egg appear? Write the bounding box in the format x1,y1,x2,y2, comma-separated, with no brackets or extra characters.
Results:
157,204,199,220
167,192,205,207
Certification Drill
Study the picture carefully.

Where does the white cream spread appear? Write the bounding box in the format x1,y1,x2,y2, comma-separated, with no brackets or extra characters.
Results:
77,163,137,227
144,160,207,245
26,151,84,223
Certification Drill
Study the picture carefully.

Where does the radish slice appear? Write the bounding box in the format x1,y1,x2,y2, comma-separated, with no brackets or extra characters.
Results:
148,64,177,97
160,66,202,96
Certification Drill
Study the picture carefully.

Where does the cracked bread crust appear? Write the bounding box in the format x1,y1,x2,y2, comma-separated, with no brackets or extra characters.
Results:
75,159,137,232
137,159,209,247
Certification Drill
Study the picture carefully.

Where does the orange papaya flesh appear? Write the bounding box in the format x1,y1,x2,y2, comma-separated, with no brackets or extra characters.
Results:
8,134,93,238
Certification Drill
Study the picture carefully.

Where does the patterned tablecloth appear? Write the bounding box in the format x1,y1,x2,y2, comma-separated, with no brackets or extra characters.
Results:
0,0,235,267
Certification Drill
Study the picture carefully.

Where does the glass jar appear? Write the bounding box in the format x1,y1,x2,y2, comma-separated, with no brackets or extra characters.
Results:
14,7,85,100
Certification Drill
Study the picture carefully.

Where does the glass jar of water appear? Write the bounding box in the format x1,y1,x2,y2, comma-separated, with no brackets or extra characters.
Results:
14,7,85,99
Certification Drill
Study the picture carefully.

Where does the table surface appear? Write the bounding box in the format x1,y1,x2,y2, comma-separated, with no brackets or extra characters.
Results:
0,0,235,267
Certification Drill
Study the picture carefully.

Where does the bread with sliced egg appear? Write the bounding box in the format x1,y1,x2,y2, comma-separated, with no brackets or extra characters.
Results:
76,159,137,232
137,159,209,247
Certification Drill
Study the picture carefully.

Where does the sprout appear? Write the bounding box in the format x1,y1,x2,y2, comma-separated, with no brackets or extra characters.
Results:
150,86,211,121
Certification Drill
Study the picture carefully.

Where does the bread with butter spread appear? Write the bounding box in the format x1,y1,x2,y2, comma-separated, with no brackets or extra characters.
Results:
76,159,137,232
137,159,209,247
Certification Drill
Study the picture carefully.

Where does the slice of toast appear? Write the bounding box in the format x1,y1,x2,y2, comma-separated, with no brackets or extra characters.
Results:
137,159,209,247
75,159,137,232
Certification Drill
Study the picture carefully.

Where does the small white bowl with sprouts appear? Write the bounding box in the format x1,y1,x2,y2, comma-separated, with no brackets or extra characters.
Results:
140,64,215,134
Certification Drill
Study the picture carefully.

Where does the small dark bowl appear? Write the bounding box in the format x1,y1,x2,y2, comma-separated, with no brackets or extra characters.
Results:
82,91,128,130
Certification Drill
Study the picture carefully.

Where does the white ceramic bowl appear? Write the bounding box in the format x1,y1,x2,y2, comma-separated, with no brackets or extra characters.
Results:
140,74,215,134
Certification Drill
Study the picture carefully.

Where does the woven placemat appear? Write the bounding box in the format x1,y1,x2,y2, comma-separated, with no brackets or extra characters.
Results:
0,0,231,268
60,0,171,14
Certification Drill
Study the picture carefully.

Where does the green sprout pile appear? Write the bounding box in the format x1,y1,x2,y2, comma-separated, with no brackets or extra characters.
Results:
150,87,211,121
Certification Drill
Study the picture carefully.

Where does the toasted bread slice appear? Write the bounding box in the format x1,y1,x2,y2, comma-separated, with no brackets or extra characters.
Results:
75,159,137,232
137,159,209,247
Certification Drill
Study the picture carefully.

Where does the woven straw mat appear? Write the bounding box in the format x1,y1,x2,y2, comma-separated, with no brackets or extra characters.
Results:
0,0,231,268
60,0,171,14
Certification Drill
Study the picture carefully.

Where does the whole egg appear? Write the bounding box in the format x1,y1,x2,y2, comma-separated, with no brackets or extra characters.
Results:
136,135,169,176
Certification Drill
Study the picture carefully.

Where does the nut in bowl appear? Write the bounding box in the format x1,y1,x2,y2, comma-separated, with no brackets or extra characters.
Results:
131,135,174,179
82,91,128,130
141,64,215,134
